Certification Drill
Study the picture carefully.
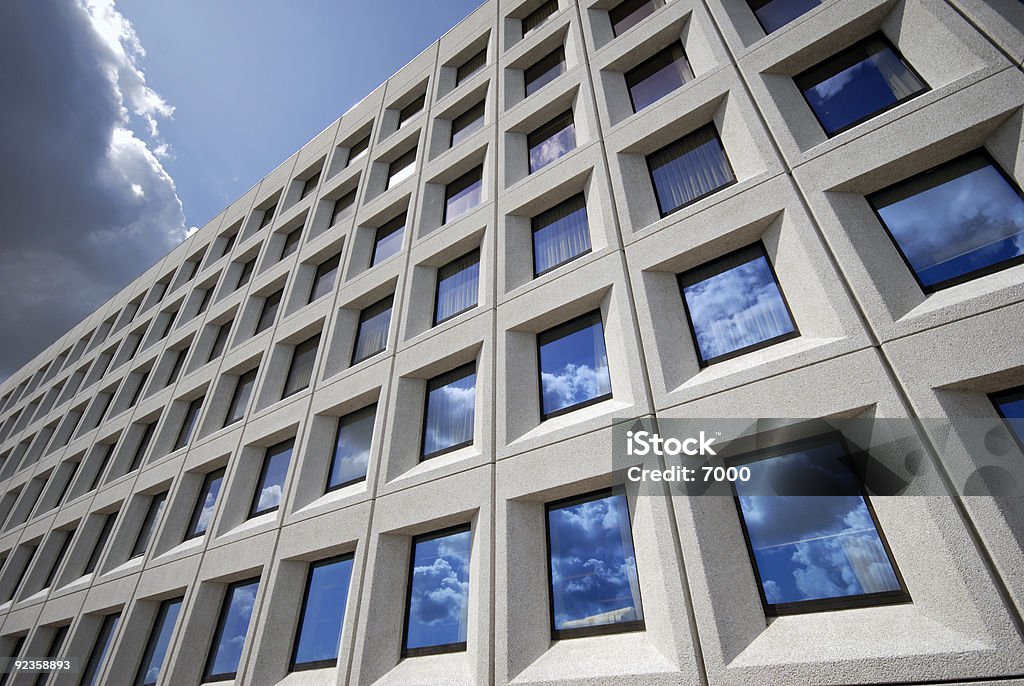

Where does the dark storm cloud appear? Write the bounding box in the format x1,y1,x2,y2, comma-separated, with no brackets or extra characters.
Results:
0,0,186,381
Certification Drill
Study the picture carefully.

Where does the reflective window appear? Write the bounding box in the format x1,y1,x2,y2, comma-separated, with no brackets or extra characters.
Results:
80,613,120,686
173,396,203,451
647,124,734,216
403,526,471,656
869,151,1024,291
609,0,664,36
677,243,798,365
992,386,1024,447
351,296,393,365
224,368,258,427
283,334,320,398
209,321,232,361
129,491,167,559
254,289,283,334
204,578,260,681
443,166,483,224
331,189,357,225
538,311,611,418
301,170,321,199
291,555,355,670
456,48,487,86
532,194,591,276
528,110,576,173
250,439,293,517
522,0,557,38
434,250,480,325
387,148,417,189
327,405,376,491
135,597,182,686
422,363,477,458
749,0,821,33
398,93,426,129
625,43,693,112
186,468,225,540
83,512,116,575
347,135,369,166
795,35,926,136
450,101,485,148
525,46,565,97
280,227,302,260
371,214,406,267
733,436,908,614
309,253,341,303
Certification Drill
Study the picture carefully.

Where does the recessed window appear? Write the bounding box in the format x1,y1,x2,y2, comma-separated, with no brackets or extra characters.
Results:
80,613,120,686
6,544,37,601
795,35,926,136
625,43,693,112
434,249,480,325
327,405,376,491
309,254,341,303
869,151,1024,291
236,258,256,290
250,439,293,518
527,110,576,174
421,363,477,459
159,308,178,339
255,289,283,335
136,597,183,686
39,625,70,677
259,202,278,229
195,287,212,316
450,101,485,148
538,311,612,418
129,491,167,559
749,0,821,33
185,468,225,540
209,321,232,361
83,512,116,575
456,48,487,86
647,124,735,216
291,554,355,670
403,526,471,656
41,529,73,589
204,578,260,681
387,148,417,189
443,166,483,224
165,348,187,387
370,213,406,267
532,193,591,276
609,0,664,36
331,189,357,225
221,231,237,257
398,93,426,129
283,334,320,398
733,435,909,614
300,171,321,200
992,386,1024,448
347,135,370,166
351,296,393,365
224,368,258,427
547,489,644,638
280,228,302,260
173,396,204,451
87,443,116,492
525,46,565,97
522,0,557,38
677,243,798,365
129,421,157,472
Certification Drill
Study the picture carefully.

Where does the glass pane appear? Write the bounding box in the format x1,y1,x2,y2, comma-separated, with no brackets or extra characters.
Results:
259,203,277,228
435,250,480,324
648,125,734,215
523,0,557,38
528,110,576,173
456,48,487,85
137,598,182,686
993,387,1024,446
871,153,1024,290
327,406,376,490
348,136,369,165
538,312,611,417
525,46,565,97
626,43,693,112
80,613,119,686
251,439,293,516
130,492,167,559
255,290,282,334
309,254,340,302
548,492,643,633
292,556,354,668
236,258,255,289
351,297,393,365
174,397,203,450
750,0,822,33
404,528,471,653
444,167,483,224
796,36,926,135
209,322,231,361
206,579,260,679
187,469,225,539
398,93,425,129
280,228,302,259
679,245,797,364
225,369,257,426
284,334,320,397
451,102,485,147
387,149,417,189
610,0,664,36
371,215,406,267
532,194,591,275
332,190,357,225
422,365,476,457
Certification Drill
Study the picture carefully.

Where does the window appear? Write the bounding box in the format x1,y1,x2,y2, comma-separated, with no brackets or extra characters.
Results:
41,529,73,590
625,43,693,112
283,334,320,398
83,513,115,575
135,597,183,686
528,110,576,173
173,397,203,451
204,578,260,681
450,101,485,148
537,311,612,418
309,254,340,303
609,0,664,36
250,439,294,518
443,166,483,224
185,468,225,540
547,489,643,637
87,443,116,492
732,435,909,614
0,636,24,686
677,243,798,365
224,368,258,426
280,227,302,260
36,624,69,686
522,0,557,38
6,545,36,602
195,287,212,316
300,170,321,199
370,213,406,267
291,555,355,670
647,124,734,216
209,321,232,361
221,231,237,257
327,405,376,491
255,289,283,334
532,193,591,276
434,250,480,325
795,35,926,136
331,189,357,225
159,309,178,339
259,202,277,229
236,258,256,290
165,348,187,387
525,46,565,97
398,93,426,129
80,613,120,686
749,0,821,33
186,256,202,281
421,363,476,458
129,422,157,472
387,148,417,189
129,491,167,559
403,526,471,656
992,386,1024,448
456,48,487,86
347,135,369,165
868,151,1024,291
351,297,393,365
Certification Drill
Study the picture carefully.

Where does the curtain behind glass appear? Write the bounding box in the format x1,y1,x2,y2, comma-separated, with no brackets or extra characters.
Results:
352,297,393,364
284,334,320,397
423,364,476,457
532,194,591,274
648,125,733,215
435,251,480,323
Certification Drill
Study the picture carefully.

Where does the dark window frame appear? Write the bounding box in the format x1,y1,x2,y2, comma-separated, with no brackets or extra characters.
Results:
442,165,484,225
535,310,613,420
450,101,486,148
369,213,407,267
420,362,477,460
224,368,258,427
350,296,394,366
82,512,116,576
646,123,736,218
331,189,358,225
283,334,321,398
456,48,488,86
254,289,283,335
184,467,226,541
522,0,558,39
398,93,426,129
134,597,183,686
527,109,576,174
747,0,823,34
300,170,321,200
288,553,355,671
280,227,303,260
173,397,204,451
386,148,417,190
259,202,278,229
433,249,481,326
524,45,566,97
531,193,592,277
129,491,167,560
248,439,294,519
347,135,370,166
400,524,472,658
209,321,233,362
203,577,261,682
326,405,377,492
624,42,694,114
308,254,341,303
991,385,1024,453
80,612,120,686
609,0,664,37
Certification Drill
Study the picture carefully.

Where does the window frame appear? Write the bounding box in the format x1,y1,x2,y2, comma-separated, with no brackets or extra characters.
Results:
386,148,417,190
259,202,277,229
184,467,226,541
350,296,394,366
308,253,341,303
369,213,407,267
82,512,116,575
248,439,294,519
203,577,261,682
331,189,357,226
134,597,183,686
397,93,426,130
524,45,566,97
224,368,258,427
991,385,1024,453
531,193,592,277
527,109,576,174
450,101,486,148
522,0,558,39
208,321,233,362
288,553,355,671
456,48,487,86
347,135,370,166
442,165,484,225
173,396,204,451
400,524,472,658
646,123,736,218
433,249,481,326
326,404,377,492
420,362,477,460
623,42,694,114
254,289,283,335
535,310,613,420
300,170,321,200
283,334,321,398
609,0,664,37
129,491,167,560
80,613,120,686
280,227,303,260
